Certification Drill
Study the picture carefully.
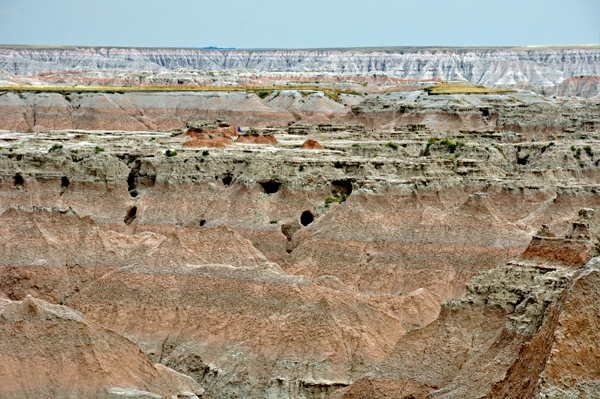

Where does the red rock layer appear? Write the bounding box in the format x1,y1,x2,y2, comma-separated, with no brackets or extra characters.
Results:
337,210,600,398
301,139,324,150
521,236,594,266
0,207,410,397
235,134,278,144
182,134,232,148
185,126,238,139
5,171,600,301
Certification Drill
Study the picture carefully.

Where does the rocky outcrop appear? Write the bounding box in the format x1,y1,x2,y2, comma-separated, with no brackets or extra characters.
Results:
235,128,278,145
2,46,600,90
2,88,598,136
338,211,600,398
1,102,600,398
0,295,203,399
301,139,324,150
0,91,299,131
522,208,600,266
185,120,237,138
3,123,600,301
350,91,600,138
183,133,232,148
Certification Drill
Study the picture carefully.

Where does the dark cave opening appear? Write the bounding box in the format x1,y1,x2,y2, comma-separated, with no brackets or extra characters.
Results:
13,174,24,189
127,172,136,191
331,180,353,197
60,176,70,195
260,180,281,194
300,211,314,226
124,206,137,226
222,175,233,186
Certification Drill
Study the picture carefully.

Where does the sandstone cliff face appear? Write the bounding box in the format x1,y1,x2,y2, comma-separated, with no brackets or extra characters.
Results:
2,46,600,89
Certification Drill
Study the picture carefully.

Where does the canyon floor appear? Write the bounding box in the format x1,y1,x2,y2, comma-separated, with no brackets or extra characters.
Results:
1,82,600,399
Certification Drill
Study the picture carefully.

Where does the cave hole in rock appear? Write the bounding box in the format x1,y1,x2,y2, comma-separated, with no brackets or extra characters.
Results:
60,176,70,195
124,206,137,226
13,174,23,189
331,180,353,197
222,175,233,186
127,172,136,191
199,219,206,226
300,211,314,226
260,180,281,194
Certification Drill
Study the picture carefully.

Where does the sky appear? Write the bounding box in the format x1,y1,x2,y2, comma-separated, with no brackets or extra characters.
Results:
0,0,599,49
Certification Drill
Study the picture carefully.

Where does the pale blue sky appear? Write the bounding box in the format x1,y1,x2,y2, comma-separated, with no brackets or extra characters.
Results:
0,0,599,48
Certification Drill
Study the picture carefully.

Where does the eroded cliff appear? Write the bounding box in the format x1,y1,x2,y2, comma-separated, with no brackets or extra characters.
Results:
1,86,599,398
2,46,600,91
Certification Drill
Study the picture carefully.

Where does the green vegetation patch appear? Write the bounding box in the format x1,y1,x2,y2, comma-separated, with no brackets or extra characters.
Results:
48,144,63,153
541,142,555,153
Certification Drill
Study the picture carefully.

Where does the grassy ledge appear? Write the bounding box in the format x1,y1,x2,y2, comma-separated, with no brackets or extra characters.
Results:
424,83,513,95
0,84,361,99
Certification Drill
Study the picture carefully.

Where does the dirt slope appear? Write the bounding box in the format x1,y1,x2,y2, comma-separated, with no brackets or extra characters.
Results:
0,296,203,399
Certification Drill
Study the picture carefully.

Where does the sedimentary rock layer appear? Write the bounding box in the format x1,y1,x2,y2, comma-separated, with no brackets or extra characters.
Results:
1,94,600,397
2,88,598,135
2,46,600,89
2,118,600,301
0,206,407,398
337,212,600,398
0,295,203,399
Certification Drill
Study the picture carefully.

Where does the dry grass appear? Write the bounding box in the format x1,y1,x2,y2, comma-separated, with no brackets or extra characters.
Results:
0,84,361,102
424,83,512,95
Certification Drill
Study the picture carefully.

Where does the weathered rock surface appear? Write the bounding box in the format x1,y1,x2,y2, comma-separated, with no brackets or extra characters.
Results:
0,295,203,399
0,206,412,398
2,88,598,137
2,120,600,301
235,127,278,145
2,46,600,92
0,91,305,131
0,89,600,398
350,91,600,137
338,211,600,398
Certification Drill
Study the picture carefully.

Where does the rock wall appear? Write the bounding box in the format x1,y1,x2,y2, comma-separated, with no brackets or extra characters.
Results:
2,88,598,134
2,46,600,88
2,100,600,397
337,211,600,399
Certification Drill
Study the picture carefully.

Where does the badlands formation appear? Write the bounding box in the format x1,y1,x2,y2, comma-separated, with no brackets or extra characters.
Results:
0,45,600,398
